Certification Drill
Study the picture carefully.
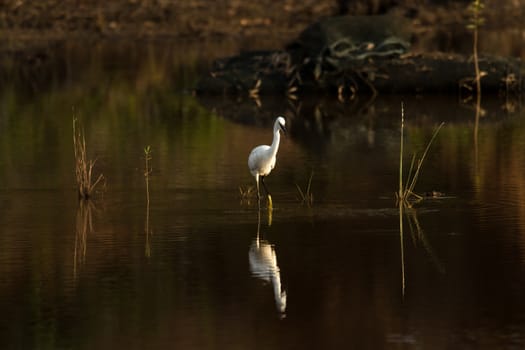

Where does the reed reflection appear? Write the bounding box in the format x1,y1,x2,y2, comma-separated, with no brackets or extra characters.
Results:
74,199,95,279
249,205,287,318
145,192,152,258
398,202,445,297
144,146,152,258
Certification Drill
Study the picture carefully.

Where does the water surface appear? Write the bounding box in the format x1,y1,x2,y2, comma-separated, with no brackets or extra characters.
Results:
1,41,525,349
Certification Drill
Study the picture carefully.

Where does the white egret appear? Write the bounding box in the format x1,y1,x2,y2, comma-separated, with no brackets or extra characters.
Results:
248,116,286,200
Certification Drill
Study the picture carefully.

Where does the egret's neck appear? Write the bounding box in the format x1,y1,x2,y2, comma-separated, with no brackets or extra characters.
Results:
270,129,281,156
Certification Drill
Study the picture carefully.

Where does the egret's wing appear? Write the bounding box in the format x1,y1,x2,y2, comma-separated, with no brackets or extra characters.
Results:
248,145,270,172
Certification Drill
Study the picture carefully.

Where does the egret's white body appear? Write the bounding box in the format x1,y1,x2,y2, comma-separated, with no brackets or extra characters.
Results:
248,116,286,198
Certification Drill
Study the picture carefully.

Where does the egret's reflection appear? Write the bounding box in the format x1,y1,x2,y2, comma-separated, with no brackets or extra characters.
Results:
249,205,287,317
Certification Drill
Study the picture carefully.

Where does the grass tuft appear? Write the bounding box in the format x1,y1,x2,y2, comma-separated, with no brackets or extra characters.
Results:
239,185,257,202
396,103,444,206
73,118,104,200
296,171,314,206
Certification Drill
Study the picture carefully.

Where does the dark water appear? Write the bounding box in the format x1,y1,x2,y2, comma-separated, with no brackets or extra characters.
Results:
1,41,525,349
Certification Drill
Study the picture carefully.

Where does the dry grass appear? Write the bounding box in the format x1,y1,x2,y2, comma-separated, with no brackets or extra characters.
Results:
73,118,104,199
239,185,257,202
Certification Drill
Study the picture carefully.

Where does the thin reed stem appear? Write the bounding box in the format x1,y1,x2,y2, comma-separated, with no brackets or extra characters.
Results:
397,103,444,204
398,102,404,200
144,146,152,206
406,122,445,195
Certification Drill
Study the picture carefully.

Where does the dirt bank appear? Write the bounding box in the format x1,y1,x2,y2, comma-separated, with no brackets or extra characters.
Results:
1,0,524,54
3,0,334,52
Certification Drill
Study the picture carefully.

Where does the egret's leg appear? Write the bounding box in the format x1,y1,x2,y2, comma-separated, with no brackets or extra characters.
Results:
261,176,273,209
261,176,271,197
255,174,261,200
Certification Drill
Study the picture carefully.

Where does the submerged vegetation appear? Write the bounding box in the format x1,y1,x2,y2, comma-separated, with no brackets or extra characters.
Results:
73,117,104,200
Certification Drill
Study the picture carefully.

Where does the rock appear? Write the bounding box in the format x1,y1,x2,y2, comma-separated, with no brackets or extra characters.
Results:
195,15,525,98
286,14,411,63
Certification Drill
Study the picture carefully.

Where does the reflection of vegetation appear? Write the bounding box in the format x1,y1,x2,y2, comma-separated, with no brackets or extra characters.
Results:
468,0,485,169
73,118,104,199
398,200,406,297
144,145,152,258
467,0,485,104
74,199,95,278
397,103,444,205
405,208,445,274
398,203,445,297
249,79,262,107
0,42,230,192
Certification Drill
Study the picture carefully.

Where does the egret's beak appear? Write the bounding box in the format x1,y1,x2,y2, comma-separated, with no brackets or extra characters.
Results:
280,124,287,136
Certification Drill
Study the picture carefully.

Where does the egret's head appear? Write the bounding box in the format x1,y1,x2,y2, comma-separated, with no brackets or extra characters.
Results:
276,116,287,134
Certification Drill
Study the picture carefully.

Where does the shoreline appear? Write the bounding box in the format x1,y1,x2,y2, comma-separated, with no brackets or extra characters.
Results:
1,1,524,56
